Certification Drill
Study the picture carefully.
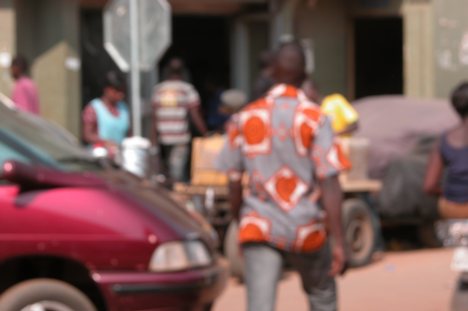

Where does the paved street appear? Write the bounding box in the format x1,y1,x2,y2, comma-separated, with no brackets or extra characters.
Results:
214,248,460,311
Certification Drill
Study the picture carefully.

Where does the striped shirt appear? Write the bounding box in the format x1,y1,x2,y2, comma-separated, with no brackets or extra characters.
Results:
152,80,200,145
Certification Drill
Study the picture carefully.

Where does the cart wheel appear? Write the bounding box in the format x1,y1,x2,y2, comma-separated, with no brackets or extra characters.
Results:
417,221,441,248
342,198,376,267
224,221,244,281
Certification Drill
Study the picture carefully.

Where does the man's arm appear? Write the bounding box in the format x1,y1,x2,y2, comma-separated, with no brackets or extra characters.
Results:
189,106,208,136
229,180,243,222
218,115,244,221
311,114,347,276
186,86,208,136
319,175,345,276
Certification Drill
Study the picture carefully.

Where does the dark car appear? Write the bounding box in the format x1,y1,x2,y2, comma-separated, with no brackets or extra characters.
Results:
0,99,228,310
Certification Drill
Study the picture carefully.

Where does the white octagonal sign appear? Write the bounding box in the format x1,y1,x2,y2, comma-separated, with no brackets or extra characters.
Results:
104,0,171,72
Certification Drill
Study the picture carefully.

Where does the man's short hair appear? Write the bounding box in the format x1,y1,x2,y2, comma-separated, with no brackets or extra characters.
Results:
275,40,306,68
451,81,468,118
12,55,29,73
103,71,126,92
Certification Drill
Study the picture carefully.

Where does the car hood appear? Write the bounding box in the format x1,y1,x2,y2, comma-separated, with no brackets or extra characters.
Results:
94,170,216,248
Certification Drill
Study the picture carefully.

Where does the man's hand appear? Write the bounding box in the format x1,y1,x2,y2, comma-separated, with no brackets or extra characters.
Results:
329,244,346,277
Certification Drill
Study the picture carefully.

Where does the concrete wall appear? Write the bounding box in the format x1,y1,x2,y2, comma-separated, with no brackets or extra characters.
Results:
433,0,468,98
295,0,348,97
0,0,15,96
15,0,81,136
402,1,434,98
295,0,437,99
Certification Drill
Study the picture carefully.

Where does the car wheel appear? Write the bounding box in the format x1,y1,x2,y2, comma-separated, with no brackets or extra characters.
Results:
224,221,244,281
342,198,376,267
0,279,96,311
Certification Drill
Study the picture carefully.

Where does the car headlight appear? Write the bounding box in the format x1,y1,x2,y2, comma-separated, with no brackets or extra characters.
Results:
149,240,212,272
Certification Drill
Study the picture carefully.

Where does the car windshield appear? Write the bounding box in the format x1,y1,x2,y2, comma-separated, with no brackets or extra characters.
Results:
0,103,102,172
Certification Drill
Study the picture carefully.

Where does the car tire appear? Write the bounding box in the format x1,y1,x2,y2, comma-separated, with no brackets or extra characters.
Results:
0,279,96,311
342,198,376,267
224,221,244,281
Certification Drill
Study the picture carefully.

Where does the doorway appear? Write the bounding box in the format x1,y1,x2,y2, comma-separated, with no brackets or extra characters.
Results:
80,9,123,107
354,17,403,99
160,16,231,108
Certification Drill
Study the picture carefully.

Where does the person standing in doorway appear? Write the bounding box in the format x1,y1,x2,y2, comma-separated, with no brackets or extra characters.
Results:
217,42,347,311
82,71,130,157
151,58,208,182
10,55,40,115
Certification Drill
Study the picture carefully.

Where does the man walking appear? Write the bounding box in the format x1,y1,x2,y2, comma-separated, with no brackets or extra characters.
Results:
218,42,347,311
152,58,208,182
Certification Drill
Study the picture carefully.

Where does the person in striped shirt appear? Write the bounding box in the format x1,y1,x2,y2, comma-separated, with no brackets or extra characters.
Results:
151,58,208,182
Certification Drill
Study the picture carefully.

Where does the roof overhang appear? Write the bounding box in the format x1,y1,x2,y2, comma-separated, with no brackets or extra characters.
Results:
170,0,266,15
80,0,267,15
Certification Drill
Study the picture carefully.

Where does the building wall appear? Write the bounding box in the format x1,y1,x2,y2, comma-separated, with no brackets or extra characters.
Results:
433,0,468,98
295,0,349,97
295,0,438,99
402,0,434,98
0,0,16,96
15,0,81,136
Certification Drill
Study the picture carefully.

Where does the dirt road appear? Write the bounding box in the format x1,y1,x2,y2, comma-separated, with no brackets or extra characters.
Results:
214,248,459,311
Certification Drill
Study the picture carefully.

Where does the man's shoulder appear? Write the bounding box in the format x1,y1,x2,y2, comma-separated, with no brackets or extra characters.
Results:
244,98,270,110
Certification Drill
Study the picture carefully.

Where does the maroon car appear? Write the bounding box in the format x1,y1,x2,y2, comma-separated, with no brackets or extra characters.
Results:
0,101,228,310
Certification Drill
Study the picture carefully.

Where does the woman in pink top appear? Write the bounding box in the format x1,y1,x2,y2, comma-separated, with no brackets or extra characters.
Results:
10,55,40,115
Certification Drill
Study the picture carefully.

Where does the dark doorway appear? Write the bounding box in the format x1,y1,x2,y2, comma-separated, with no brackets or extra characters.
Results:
160,16,231,109
80,9,123,107
354,17,403,99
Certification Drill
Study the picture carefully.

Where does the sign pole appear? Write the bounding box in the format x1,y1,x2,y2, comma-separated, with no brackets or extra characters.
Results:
129,0,141,137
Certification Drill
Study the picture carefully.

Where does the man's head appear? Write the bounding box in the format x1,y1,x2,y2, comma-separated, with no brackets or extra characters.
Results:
271,41,306,87
163,57,186,81
10,55,29,80
451,81,468,120
102,71,126,104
